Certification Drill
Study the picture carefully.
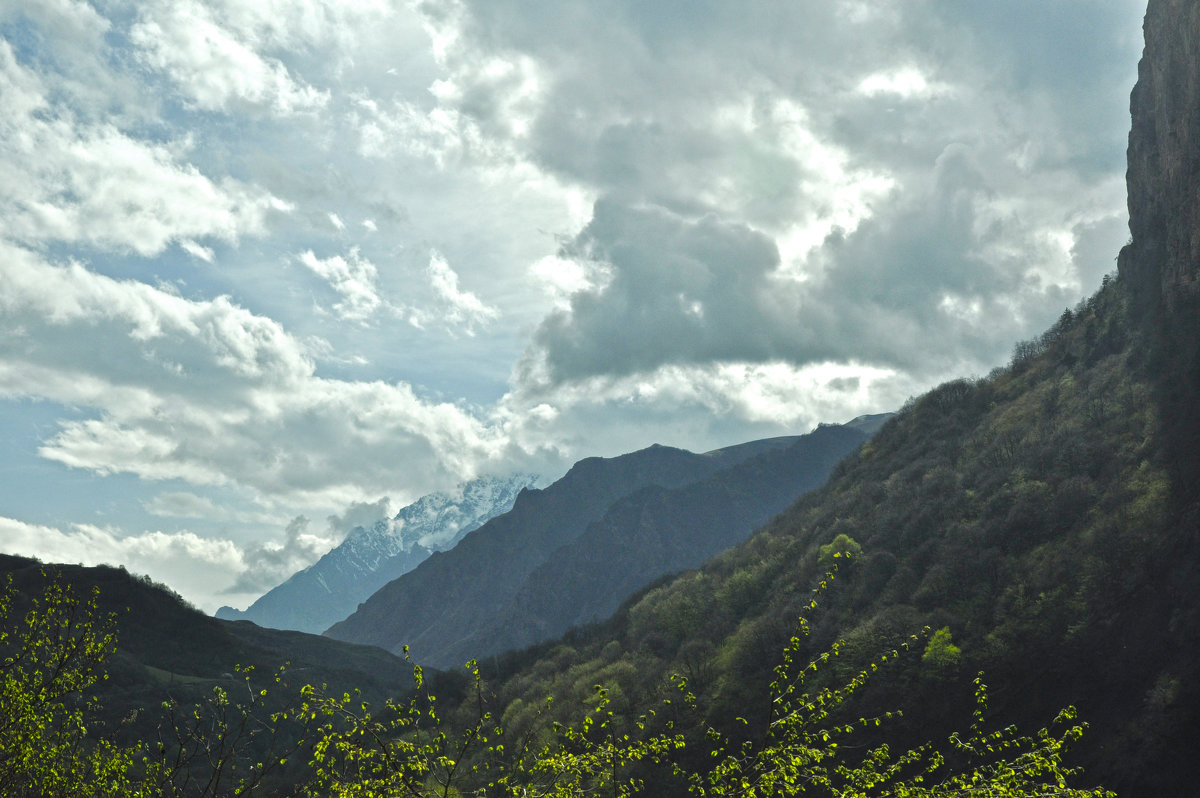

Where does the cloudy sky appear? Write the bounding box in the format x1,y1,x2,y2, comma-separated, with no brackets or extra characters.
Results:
1,0,1146,612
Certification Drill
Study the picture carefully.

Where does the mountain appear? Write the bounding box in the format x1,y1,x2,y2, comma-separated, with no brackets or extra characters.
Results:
0,554,411,727
1119,0,1200,320
216,473,539,633
326,422,876,668
473,7,1200,794
1118,0,1200,510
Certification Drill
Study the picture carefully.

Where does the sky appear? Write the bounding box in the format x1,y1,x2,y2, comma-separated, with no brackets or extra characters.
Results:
0,0,1147,613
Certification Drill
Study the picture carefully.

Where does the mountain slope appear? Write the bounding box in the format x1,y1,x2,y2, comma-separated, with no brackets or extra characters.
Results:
442,424,869,668
217,473,538,633
0,554,411,726
487,270,1185,797
475,7,1200,794
325,426,871,666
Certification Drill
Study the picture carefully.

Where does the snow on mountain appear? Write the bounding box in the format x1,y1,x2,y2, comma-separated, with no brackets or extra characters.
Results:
215,473,541,633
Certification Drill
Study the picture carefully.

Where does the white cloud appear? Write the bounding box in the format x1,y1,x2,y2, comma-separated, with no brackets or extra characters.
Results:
494,358,921,471
425,250,499,331
143,490,280,526
180,239,216,262
0,514,243,611
130,1,328,116
0,0,146,124
0,512,342,612
145,491,224,519
0,41,284,257
326,497,393,536
0,243,503,506
226,515,339,594
528,254,603,308
857,67,950,99
298,248,383,322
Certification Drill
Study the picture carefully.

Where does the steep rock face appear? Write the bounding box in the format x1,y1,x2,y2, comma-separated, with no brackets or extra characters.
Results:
1119,0,1200,501
1119,0,1200,312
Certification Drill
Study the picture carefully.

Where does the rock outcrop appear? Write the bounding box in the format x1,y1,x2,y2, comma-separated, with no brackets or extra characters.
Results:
1118,0,1200,313
1119,0,1200,500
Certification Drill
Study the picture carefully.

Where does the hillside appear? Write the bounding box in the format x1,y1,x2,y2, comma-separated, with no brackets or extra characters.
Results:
466,5,1200,795
0,554,411,730
483,260,1188,798
326,426,870,667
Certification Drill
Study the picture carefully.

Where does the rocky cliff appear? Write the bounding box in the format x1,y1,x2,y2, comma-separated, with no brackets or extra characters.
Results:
1119,0,1200,501
1119,0,1200,313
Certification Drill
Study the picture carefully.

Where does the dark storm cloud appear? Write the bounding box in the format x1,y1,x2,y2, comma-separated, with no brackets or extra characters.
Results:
521,199,820,383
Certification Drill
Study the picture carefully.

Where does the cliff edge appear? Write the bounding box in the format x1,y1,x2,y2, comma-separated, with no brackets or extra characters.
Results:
1119,0,1200,313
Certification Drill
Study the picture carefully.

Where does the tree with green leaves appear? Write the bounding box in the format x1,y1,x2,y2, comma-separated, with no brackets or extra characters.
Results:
675,570,1112,797
0,575,139,797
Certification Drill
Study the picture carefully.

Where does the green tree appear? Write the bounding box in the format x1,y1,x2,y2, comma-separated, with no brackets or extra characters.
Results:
0,575,139,797
921,627,962,674
677,572,1112,797
818,533,862,567
1,571,1115,797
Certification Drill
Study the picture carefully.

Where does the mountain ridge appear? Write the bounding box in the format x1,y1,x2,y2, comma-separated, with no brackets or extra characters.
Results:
0,553,412,722
459,423,872,668
326,423,876,667
216,473,539,633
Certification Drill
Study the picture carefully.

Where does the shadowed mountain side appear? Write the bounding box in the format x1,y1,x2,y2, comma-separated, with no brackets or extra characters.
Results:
217,474,540,633
323,442,763,657
0,554,411,720
326,425,872,668
218,543,433,633
443,424,870,668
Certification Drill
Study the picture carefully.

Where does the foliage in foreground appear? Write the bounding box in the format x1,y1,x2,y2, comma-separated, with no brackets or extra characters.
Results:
0,578,136,797
0,566,1112,797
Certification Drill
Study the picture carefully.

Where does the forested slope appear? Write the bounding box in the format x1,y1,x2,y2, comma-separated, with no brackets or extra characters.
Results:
0,554,411,730
480,274,1196,797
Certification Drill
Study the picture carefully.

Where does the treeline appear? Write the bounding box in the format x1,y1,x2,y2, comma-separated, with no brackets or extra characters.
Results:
2,565,1112,797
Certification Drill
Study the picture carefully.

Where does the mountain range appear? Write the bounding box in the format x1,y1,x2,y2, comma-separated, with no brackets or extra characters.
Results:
325,418,885,668
216,473,540,633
